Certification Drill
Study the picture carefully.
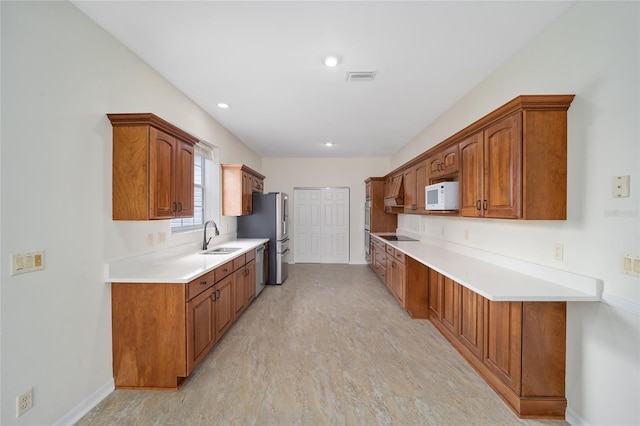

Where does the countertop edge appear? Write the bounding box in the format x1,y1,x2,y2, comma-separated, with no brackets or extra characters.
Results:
105,238,269,284
372,233,602,302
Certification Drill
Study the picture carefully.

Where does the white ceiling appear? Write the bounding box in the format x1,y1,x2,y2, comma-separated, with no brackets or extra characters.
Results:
72,1,575,158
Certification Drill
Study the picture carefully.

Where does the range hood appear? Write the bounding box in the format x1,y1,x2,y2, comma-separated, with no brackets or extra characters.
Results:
383,174,404,208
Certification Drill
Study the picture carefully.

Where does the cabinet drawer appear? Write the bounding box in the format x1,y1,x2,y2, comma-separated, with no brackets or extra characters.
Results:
233,254,246,271
386,245,395,255
245,249,255,263
372,239,385,250
375,250,387,265
394,250,405,263
186,270,216,301
215,261,233,282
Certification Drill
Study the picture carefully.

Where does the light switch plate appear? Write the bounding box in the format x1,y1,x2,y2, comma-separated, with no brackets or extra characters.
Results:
621,253,640,277
10,250,45,276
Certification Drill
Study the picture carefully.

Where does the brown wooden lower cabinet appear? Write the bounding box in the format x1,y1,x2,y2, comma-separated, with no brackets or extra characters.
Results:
111,253,257,390
440,275,460,336
427,268,567,419
459,285,484,360
404,257,429,319
186,286,216,374
369,239,429,319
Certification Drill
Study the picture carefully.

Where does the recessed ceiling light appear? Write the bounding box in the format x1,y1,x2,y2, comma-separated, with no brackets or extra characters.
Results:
323,55,340,67
325,142,333,147
217,103,229,109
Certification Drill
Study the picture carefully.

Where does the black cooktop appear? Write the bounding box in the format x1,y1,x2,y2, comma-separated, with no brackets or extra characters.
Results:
379,235,418,242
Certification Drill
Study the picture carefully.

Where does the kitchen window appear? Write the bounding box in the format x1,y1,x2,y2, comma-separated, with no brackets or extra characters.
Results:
171,143,220,232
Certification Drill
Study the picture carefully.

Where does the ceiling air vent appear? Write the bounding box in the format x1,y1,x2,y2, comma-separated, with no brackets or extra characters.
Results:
345,71,377,82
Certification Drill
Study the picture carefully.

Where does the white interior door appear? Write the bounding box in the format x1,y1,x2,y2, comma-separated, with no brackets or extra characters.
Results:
294,187,350,264
294,189,322,263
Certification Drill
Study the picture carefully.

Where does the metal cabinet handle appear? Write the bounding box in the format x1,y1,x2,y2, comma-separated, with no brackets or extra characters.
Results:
216,289,221,298
476,200,481,210
172,202,178,212
483,200,487,210
201,281,207,286
177,202,182,212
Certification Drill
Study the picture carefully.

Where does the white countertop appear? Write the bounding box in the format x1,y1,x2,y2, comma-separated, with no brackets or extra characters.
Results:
106,238,269,284
372,233,601,302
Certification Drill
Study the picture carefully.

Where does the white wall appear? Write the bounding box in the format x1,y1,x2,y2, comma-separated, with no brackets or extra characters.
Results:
2,1,638,425
262,157,390,264
0,1,260,425
393,2,640,425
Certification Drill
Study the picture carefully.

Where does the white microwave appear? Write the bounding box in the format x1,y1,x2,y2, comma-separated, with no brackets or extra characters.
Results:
425,182,459,210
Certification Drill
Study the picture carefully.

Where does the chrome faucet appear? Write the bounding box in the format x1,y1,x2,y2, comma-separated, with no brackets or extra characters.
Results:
202,220,220,250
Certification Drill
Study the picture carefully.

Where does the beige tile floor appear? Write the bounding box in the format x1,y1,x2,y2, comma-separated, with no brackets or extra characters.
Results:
77,264,568,426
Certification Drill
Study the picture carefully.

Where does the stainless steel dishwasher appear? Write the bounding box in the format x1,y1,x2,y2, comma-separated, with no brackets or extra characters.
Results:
255,245,265,296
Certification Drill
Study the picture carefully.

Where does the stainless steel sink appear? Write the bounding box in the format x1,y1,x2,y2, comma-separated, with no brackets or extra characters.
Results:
200,247,242,255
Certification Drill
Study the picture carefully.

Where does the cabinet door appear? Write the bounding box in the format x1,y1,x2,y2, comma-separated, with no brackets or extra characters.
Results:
149,127,177,219
385,256,393,290
459,132,484,217
459,287,484,360
233,268,246,317
175,140,194,218
395,260,406,305
215,275,234,339
427,154,442,180
383,176,393,199
242,172,253,215
252,177,264,194
440,276,460,336
484,300,522,394
403,167,416,213
245,260,256,304
483,114,522,218
441,144,459,176
414,162,428,213
428,268,442,320
186,287,215,374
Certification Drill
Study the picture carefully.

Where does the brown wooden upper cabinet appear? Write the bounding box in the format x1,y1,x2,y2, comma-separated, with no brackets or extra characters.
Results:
221,164,265,216
108,113,199,220
428,144,459,181
459,102,571,219
403,161,428,214
383,95,573,220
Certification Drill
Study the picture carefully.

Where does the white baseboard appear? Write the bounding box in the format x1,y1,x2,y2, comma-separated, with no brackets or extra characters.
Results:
566,406,590,426
53,378,114,426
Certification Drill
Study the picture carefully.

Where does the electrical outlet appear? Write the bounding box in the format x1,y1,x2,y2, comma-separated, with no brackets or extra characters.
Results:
464,229,470,240
553,243,564,261
158,232,166,243
612,175,630,198
16,387,33,417
147,234,154,246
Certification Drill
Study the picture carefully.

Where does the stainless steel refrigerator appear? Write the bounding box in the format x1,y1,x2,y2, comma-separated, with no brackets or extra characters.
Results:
237,192,290,284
